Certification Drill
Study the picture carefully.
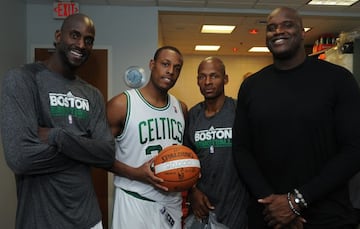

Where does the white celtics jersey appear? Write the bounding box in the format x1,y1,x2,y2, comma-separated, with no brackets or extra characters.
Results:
114,89,185,205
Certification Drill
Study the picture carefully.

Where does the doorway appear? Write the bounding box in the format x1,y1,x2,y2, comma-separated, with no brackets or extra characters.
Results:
34,48,110,229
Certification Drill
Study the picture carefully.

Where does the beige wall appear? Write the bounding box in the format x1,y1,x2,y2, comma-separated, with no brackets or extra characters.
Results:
170,54,273,109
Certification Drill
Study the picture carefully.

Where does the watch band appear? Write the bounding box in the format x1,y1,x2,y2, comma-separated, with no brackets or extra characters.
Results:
293,188,308,208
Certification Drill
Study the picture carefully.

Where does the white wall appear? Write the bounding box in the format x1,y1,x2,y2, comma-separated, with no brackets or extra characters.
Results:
26,4,159,99
0,0,26,228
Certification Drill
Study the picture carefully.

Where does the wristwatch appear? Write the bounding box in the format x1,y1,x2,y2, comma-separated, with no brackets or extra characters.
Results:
294,196,301,205
293,189,308,208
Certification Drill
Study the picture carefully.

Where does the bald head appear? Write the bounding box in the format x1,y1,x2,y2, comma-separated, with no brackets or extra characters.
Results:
61,13,95,35
268,7,303,29
198,56,226,75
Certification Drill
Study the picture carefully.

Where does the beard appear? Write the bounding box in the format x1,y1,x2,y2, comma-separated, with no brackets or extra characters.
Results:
57,42,89,69
267,37,303,60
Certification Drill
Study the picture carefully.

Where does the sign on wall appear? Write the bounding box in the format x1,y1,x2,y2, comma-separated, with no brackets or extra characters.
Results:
53,1,79,19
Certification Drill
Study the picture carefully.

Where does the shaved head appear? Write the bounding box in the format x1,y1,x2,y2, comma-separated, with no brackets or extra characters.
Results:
268,7,303,29
61,13,95,35
198,56,226,75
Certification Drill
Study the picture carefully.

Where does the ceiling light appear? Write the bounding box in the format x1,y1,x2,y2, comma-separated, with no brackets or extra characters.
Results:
304,27,312,32
248,47,270,52
201,25,236,34
195,45,221,51
307,0,359,6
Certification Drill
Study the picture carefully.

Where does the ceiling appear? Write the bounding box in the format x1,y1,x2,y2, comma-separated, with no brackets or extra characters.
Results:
26,0,360,56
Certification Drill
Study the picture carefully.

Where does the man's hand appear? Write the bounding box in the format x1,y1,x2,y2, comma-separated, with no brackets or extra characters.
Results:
38,127,51,144
133,158,169,191
258,194,305,228
286,217,304,229
189,187,214,220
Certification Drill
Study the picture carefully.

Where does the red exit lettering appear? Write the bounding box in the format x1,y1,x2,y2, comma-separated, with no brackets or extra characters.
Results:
53,2,79,19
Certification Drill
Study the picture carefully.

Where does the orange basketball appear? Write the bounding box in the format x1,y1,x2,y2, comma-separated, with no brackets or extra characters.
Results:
153,145,200,192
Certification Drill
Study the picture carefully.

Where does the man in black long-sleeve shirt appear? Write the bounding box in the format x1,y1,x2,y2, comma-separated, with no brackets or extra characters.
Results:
0,13,115,229
232,6,360,229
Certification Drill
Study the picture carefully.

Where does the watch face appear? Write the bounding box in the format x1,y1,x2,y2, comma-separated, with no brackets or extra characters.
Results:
124,66,147,88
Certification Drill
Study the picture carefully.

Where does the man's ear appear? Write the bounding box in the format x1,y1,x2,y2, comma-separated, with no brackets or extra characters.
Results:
54,29,61,44
224,74,229,85
149,59,155,71
301,28,306,41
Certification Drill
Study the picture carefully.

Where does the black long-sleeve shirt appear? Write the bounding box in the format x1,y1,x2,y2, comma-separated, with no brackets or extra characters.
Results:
1,63,115,229
232,57,360,228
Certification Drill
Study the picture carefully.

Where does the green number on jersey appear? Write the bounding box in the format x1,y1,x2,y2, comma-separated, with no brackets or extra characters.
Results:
145,145,162,155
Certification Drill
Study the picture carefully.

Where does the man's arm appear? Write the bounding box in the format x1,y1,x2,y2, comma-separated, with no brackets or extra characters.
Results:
0,68,75,175
106,93,167,191
299,69,360,204
232,82,273,198
183,107,214,219
49,89,115,169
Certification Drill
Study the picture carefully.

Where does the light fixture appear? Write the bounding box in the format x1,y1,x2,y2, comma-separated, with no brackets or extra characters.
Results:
249,29,258,34
248,47,270,52
195,45,221,51
304,27,312,32
307,0,359,6
201,25,236,34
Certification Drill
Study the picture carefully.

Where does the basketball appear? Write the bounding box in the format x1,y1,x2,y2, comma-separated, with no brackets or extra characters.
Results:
153,145,200,192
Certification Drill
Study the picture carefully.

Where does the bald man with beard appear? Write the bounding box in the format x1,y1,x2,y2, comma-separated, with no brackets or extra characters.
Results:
232,7,360,229
1,13,115,229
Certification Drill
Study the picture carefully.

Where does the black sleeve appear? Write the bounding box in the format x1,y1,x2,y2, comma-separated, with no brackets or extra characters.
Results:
183,106,199,153
232,81,273,199
300,70,360,204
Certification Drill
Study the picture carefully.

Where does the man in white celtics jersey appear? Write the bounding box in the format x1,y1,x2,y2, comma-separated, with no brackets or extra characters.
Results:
107,46,188,229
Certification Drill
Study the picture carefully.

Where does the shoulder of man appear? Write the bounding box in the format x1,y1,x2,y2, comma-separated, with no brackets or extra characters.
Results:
3,62,44,84
22,62,46,76
226,96,237,109
188,101,204,114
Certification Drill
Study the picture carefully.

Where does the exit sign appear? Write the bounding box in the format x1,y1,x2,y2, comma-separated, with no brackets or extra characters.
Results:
53,1,79,19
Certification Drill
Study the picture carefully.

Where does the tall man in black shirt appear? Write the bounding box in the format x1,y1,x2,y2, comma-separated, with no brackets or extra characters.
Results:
232,6,360,229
